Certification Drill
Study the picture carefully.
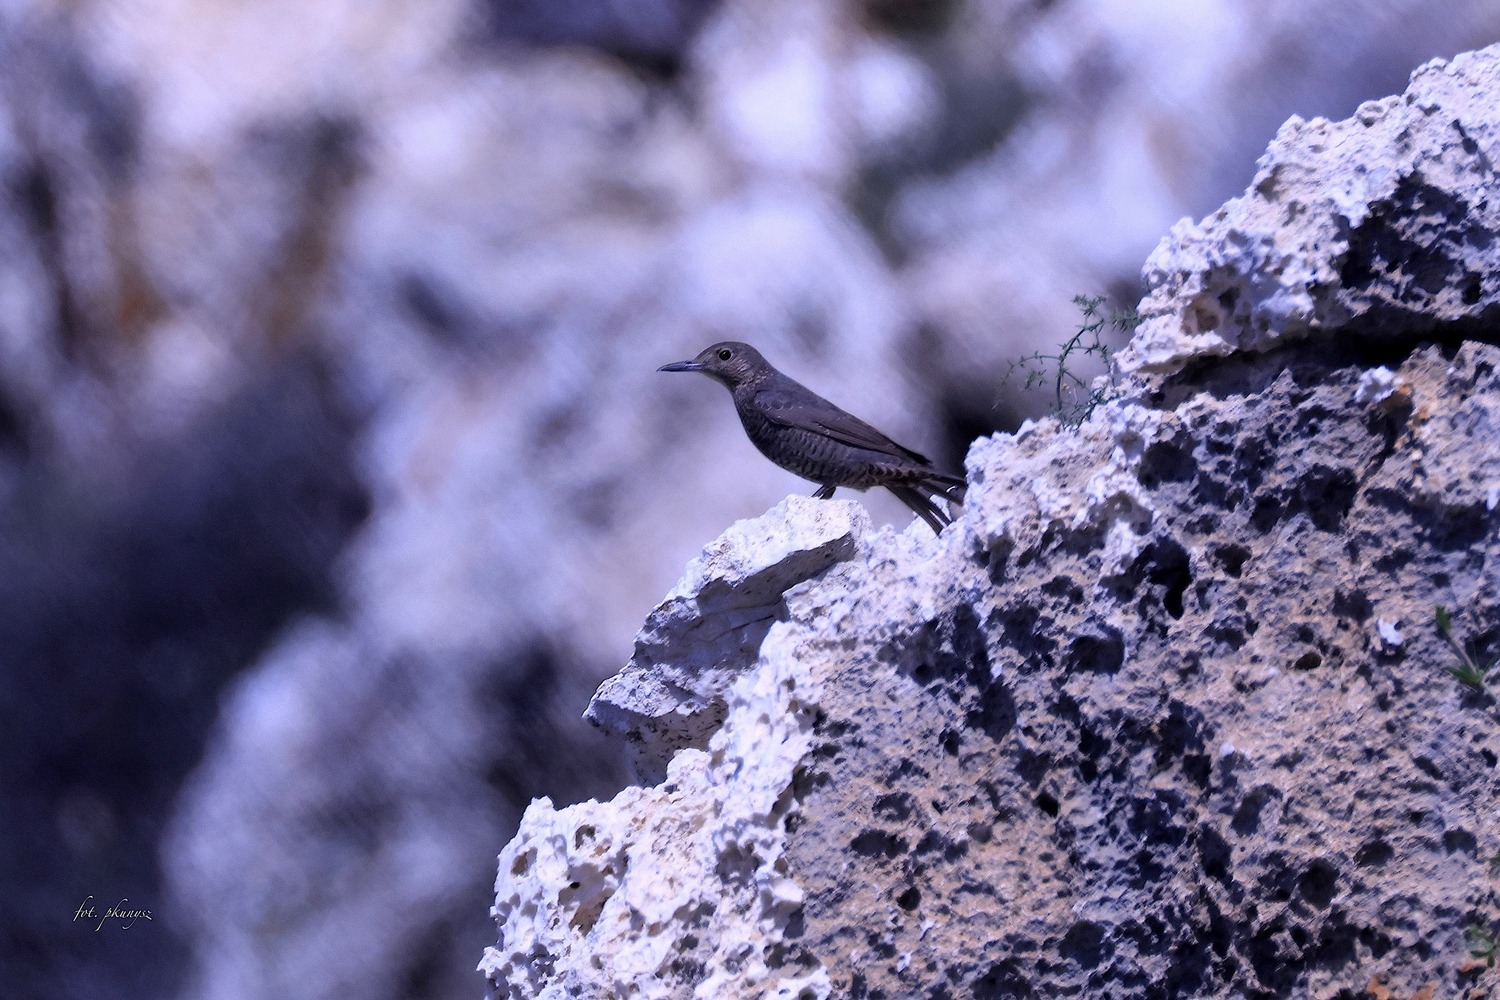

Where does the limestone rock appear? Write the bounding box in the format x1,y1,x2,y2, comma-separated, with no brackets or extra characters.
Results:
485,650,826,1000
485,43,1500,1000
1122,47,1500,375
890,0,1500,421
587,495,869,783
7,1,1500,997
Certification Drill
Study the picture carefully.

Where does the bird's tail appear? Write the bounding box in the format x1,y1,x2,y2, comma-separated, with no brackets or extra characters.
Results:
887,483,952,535
921,472,966,506
886,468,968,534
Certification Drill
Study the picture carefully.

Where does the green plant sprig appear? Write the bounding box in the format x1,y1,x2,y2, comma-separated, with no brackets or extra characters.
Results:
1435,605,1497,692
1466,923,1499,968
1003,294,1140,428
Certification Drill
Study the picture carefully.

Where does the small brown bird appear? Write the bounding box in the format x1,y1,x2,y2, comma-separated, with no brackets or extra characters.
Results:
660,342,965,533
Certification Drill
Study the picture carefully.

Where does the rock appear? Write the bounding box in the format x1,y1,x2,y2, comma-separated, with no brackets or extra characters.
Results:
485,511,953,999
587,495,870,783
485,42,1500,1000
889,0,1500,422
6,1,1500,997
484,652,825,1000
1122,47,1500,375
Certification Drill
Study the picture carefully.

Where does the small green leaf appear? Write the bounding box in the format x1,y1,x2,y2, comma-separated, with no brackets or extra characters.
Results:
1449,664,1487,691
1436,605,1453,635
1467,924,1498,962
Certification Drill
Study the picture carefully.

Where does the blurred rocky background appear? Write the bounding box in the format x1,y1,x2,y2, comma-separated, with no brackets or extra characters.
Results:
1,1,1496,998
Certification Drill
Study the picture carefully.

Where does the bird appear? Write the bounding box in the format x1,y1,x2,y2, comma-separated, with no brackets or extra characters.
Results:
659,341,965,533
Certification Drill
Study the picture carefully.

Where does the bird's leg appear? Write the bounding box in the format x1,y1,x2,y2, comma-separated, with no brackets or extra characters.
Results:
812,484,837,500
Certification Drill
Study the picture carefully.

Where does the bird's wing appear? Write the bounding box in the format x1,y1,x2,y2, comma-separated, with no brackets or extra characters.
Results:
753,380,934,465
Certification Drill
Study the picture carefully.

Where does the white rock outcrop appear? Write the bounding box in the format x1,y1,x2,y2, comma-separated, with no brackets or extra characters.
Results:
485,44,1500,1000
1122,47,1500,375
586,495,869,783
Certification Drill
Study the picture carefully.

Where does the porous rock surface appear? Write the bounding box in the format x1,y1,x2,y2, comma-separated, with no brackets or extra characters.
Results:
586,496,870,784
485,46,1500,999
1122,44,1500,375
6,0,1500,996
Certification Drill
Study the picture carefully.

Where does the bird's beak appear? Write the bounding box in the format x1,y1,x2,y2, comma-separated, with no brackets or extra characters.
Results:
658,360,702,373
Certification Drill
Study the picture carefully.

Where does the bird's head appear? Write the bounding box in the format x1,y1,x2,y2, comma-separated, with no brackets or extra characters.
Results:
658,341,767,390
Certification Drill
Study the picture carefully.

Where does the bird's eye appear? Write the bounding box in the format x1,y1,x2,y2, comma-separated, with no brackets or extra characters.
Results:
717,348,733,361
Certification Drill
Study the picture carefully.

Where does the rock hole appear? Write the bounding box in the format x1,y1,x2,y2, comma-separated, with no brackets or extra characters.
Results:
1136,539,1192,620
1207,623,1246,651
1354,839,1393,867
563,875,614,934
1139,440,1197,487
1079,724,1111,759
915,828,968,861
1332,588,1372,622
864,0,960,35
1248,923,1297,994
873,793,916,822
1360,926,1393,960
1442,828,1477,855
1207,906,1233,957
972,959,1035,999
716,844,759,884
1299,468,1360,532
1135,847,1166,882
1066,631,1125,674
1190,299,1221,332
1016,749,1052,788
849,830,908,858
1298,859,1339,909
1059,920,1107,970
896,886,921,911
1156,701,1212,788
1461,272,1482,305
1198,825,1232,884
1216,544,1250,578
1034,792,1059,817
887,758,929,782
1292,651,1322,671
1077,724,1110,783
966,681,1018,741
1250,496,1281,533
1232,786,1279,835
